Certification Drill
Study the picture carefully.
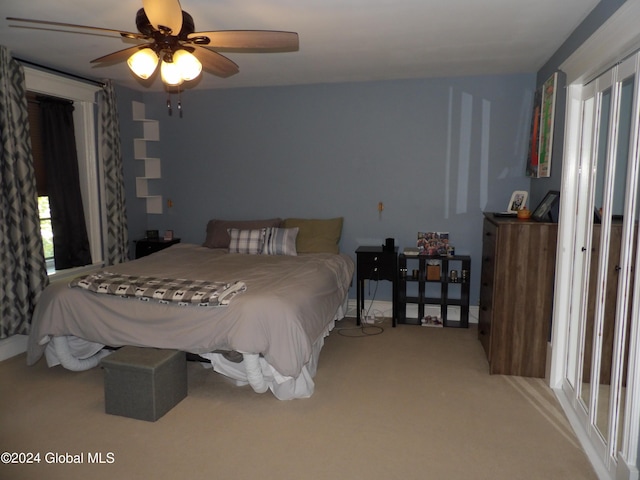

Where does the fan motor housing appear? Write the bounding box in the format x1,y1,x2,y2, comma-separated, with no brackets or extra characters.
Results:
136,8,195,39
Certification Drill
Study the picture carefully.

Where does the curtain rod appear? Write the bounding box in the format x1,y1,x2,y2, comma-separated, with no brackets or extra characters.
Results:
14,57,106,88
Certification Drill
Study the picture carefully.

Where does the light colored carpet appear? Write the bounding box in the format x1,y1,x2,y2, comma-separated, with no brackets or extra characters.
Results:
0,318,597,480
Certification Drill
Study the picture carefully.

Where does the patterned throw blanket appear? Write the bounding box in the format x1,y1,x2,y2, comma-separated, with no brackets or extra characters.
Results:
70,272,246,307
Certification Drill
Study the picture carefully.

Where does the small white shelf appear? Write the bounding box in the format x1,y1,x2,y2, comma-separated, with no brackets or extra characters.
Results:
132,101,162,214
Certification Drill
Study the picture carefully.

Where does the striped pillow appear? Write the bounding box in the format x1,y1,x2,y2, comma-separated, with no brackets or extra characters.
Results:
262,227,299,256
227,228,266,254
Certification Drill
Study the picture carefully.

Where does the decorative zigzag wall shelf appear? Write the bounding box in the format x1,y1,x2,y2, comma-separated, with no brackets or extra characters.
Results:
132,101,162,214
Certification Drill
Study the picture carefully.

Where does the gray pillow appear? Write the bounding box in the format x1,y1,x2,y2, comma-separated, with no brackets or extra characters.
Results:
203,218,282,248
262,227,299,256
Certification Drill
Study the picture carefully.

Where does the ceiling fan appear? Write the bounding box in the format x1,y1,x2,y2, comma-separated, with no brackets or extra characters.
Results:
7,0,299,89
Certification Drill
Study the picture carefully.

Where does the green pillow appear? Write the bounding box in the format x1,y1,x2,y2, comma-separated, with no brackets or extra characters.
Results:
282,217,343,254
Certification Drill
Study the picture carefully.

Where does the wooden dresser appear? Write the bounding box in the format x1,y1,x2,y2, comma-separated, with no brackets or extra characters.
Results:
478,214,558,377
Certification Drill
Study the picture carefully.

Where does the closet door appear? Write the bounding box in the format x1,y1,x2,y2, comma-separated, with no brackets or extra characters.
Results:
563,53,640,479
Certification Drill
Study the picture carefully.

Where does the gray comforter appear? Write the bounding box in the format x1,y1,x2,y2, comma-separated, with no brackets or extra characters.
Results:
27,244,354,377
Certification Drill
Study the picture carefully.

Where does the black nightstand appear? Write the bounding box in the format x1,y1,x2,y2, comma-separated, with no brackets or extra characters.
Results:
135,238,180,259
355,246,398,327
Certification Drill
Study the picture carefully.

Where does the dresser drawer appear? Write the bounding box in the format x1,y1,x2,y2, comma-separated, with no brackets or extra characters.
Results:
357,252,397,281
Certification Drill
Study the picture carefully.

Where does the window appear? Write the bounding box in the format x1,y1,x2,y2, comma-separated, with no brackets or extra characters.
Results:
37,196,54,268
24,67,103,277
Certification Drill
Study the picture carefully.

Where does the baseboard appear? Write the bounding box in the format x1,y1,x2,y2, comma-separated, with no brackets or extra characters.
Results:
0,335,28,362
346,299,478,324
616,457,639,480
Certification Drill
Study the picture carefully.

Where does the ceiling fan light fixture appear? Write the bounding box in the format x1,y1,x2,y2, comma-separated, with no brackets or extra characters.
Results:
173,49,202,81
160,59,184,86
11,1,299,94
127,48,159,79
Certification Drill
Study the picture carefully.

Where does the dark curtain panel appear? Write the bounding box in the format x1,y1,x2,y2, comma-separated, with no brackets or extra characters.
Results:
39,97,92,270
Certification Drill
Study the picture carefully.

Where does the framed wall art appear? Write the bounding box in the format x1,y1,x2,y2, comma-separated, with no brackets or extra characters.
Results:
527,72,558,178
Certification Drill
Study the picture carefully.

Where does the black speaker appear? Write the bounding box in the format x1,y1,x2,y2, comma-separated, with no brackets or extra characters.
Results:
383,237,395,252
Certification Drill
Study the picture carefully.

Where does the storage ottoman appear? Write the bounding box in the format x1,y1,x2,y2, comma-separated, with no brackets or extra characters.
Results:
101,346,187,422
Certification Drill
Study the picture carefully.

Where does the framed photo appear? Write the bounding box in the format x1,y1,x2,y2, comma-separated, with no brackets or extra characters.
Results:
163,230,174,241
507,191,528,213
594,207,602,224
532,190,560,222
417,232,449,256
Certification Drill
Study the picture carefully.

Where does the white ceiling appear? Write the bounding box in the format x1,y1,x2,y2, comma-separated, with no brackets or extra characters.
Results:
0,0,600,91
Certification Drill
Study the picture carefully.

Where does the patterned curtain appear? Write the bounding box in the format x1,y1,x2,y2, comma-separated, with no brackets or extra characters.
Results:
98,81,129,265
0,46,49,339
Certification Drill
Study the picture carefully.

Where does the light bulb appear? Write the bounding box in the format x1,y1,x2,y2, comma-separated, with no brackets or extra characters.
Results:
160,60,184,86
173,49,202,81
127,49,159,79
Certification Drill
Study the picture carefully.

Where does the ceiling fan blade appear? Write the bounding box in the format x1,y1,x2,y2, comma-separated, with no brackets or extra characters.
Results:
188,30,299,52
90,45,149,65
142,0,183,35
191,46,239,78
6,17,145,39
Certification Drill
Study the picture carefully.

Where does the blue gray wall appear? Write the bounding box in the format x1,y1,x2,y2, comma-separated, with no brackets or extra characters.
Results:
117,73,535,305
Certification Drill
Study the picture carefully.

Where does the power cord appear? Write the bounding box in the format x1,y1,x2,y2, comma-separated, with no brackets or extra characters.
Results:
337,277,385,337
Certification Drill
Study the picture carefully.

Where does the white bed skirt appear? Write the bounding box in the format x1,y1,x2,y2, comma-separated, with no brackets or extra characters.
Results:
200,318,334,400
40,305,344,400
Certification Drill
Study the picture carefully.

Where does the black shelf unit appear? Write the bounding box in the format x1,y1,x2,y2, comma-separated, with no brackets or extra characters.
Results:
397,254,471,328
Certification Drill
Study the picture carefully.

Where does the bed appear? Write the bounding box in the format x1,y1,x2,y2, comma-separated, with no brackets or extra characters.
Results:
26,217,354,400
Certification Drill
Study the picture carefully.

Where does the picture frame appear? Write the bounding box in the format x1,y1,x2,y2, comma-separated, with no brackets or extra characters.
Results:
417,232,449,256
507,190,528,213
526,87,542,177
526,72,557,178
532,190,560,222
537,73,557,178
163,230,174,241
594,207,602,224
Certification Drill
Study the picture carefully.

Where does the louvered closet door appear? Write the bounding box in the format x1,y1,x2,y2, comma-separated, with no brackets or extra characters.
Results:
561,52,640,480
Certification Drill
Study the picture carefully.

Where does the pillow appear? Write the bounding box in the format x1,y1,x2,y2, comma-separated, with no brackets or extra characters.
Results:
203,218,282,248
262,227,298,256
282,217,343,254
227,228,267,254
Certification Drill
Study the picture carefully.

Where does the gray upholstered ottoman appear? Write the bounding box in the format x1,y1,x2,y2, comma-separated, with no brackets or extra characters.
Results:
101,346,187,422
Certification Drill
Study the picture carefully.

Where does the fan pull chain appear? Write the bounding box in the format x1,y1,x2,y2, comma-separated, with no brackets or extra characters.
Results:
167,95,172,116
178,89,183,118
